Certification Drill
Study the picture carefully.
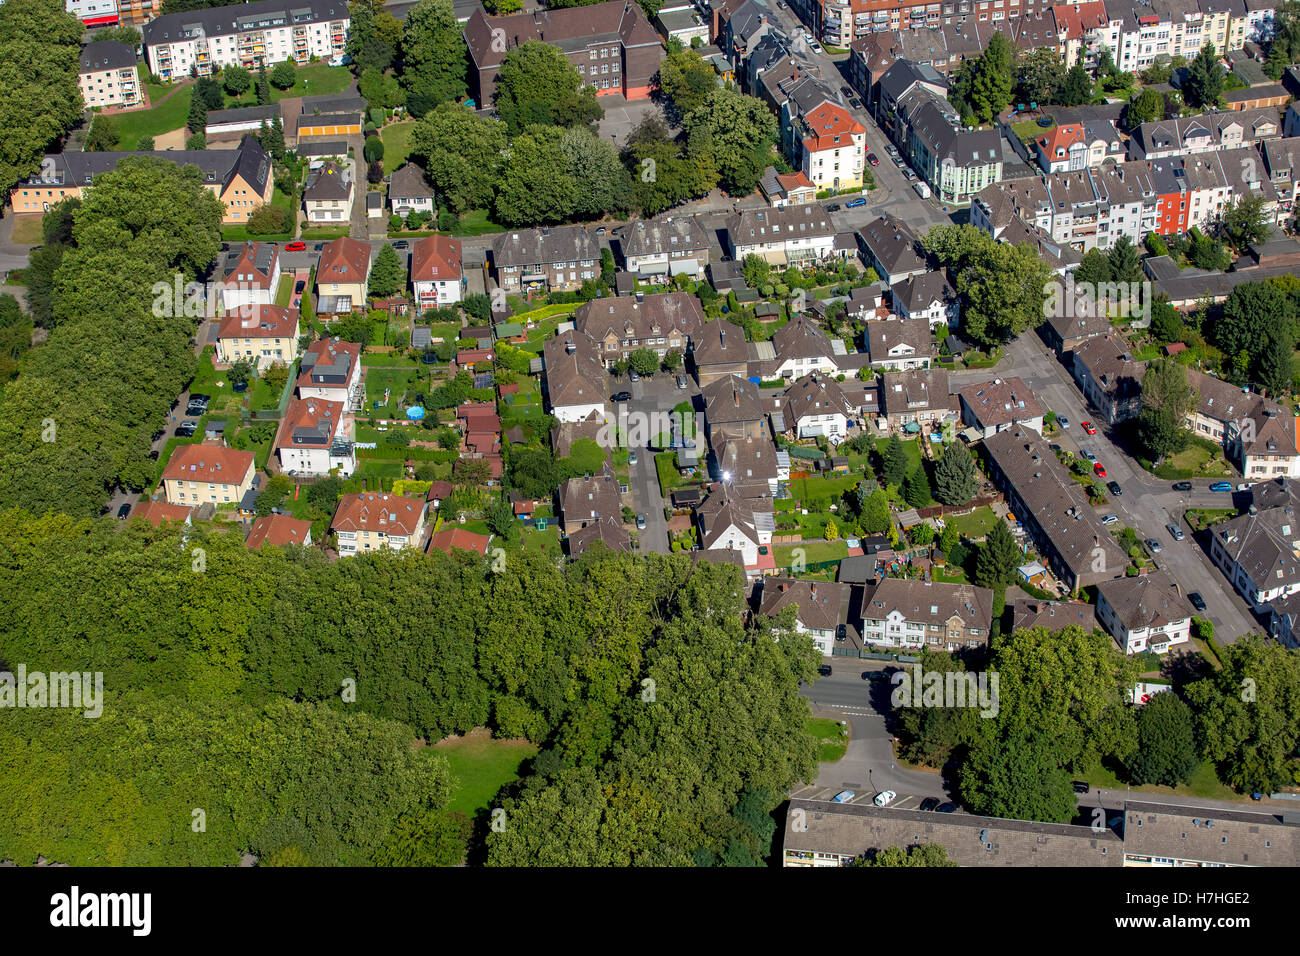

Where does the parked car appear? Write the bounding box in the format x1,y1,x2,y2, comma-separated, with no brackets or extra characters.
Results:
1188,591,1206,612
1082,421,1097,434
1072,781,1090,794
392,240,408,250
595,226,607,236
629,370,640,382
1166,523,1185,541
1210,481,1233,492
294,280,306,294
809,42,823,53
676,373,687,389
116,503,131,520
1080,447,1096,462
1172,481,1193,491
873,790,896,807
1145,538,1163,554
802,32,813,41
1093,462,1107,477
825,203,841,212
284,240,306,252
1101,513,1119,525
176,420,198,437
840,85,854,98
1107,481,1122,496
867,152,880,166
848,96,862,109
831,789,854,803
1056,415,1070,429
845,197,867,208
313,243,324,252
919,797,940,812
635,513,647,530
936,802,959,813
629,450,638,466
818,664,832,676
186,394,210,414
611,391,632,403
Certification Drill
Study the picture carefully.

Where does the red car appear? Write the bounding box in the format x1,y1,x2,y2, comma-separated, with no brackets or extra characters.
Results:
1082,421,1097,435
285,240,307,251
1093,462,1107,477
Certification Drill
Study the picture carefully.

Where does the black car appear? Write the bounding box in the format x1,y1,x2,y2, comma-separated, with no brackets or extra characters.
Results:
313,243,324,252
848,96,862,109
919,798,940,812
825,203,841,212
1172,481,1193,491
817,665,832,677
611,391,632,403
392,240,409,250
1188,591,1207,612
936,802,959,813
116,503,131,520
1107,481,1122,496
840,85,854,98
175,421,198,437
294,280,306,294
1072,781,1090,794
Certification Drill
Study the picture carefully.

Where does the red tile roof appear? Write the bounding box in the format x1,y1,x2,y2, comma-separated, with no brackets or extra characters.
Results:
223,241,279,290
425,480,454,502
427,527,492,556
275,396,347,450
775,170,815,192
411,235,463,283
217,304,300,340
246,513,312,548
162,445,255,484
130,501,193,526
331,492,426,536
1037,123,1085,156
802,102,865,153
318,237,371,284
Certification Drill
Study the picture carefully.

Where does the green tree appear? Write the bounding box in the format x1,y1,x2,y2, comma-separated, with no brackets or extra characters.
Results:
659,46,717,117
1125,87,1166,128
1183,41,1223,110
495,40,602,135
1220,194,1271,251
973,519,1018,590
860,487,892,535
256,64,271,104
560,127,634,220
932,442,977,506
1013,47,1059,105
1127,692,1199,787
903,462,931,507
85,115,119,152
950,32,1013,123
494,125,578,226
347,0,404,74
880,434,909,487
1074,248,1113,288
960,728,1078,823
399,0,468,116
369,244,407,298
269,59,296,90
628,346,659,376
410,103,508,214
223,64,252,97
854,843,958,867
1054,64,1093,107
1108,235,1143,284
682,86,777,195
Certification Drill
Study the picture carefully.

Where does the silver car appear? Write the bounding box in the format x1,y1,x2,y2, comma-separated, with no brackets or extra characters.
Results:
1166,523,1185,541
1101,513,1119,525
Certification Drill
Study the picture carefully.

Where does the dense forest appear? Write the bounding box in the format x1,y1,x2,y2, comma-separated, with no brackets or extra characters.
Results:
0,512,820,865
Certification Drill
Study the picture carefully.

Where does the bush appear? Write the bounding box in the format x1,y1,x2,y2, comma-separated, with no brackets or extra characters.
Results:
247,203,293,236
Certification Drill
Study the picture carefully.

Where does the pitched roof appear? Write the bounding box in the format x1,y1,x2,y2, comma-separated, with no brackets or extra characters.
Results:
162,445,255,484
702,374,768,425
1073,335,1146,401
891,271,955,315
143,0,348,44
411,235,463,283
80,39,137,73
129,501,194,526
958,376,1043,428
881,367,951,417
557,470,622,522
730,204,836,247
620,216,711,258
24,134,271,196
1098,570,1195,632
1012,599,1099,634
389,162,436,200
246,513,312,548
717,435,779,482
304,161,352,202
275,396,346,450
298,338,359,389
318,237,370,283
759,577,851,632
771,313,835,362
566,514,632,556
543,330,606,410
216,304,299,340
861,577,994,631
492,224,598,268
865,317,932,364
575,292,704,344
691,319,748,368
221,241,279,289
463,1,659,71
427,527,492,556
857,214,925,276
782,372,855,425
331,493,425,536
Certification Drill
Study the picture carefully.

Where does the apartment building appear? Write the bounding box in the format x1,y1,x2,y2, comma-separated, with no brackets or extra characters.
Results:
79,40,140,109
575,291,704,367
331,493,427,557
758,578,852,654
143,0,348,81
410,235,463,309
492,225,599,294
297,337,361,407
275,396,355,477
860,577,994,651
982,425,1127,591
621,216,712,279
1096,570,1194,654
162,445,256,506
1210,479,1300,610
219,241,281,312
1128,108,1280,160
463,1,664,105
1071,335,1145,425
726,204,838,265
778,77,868,191
1031,121,1125,174
1181,368,1300,479
215,305,300,371
11,134,271,223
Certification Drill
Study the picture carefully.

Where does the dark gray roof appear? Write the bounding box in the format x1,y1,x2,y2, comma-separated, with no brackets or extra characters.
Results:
296,140,348,158
878,59,946,105
304,161,352,201
1097,570,1194,632
80,39,136,73
857,214,924,276
493,224,598,268
144,0,349,45
22,134,270,196
621,216,710,258
299,92,369,115
206,104,282,127
389,162,435,200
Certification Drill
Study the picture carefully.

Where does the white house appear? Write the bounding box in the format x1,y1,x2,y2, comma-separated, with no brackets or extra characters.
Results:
697,489,772,567
410,235,463,308
781,373,855,441
297,338,362,408
219,241,281,313
726,205,837,266
891,272,958,330
1095,571,1194,655
758,578,851,655
275,396,355,477
543,331,608,424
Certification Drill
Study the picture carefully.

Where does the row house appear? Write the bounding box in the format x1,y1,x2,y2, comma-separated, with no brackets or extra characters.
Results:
691,319,750,386
11,134,271,224
1031,121,1125,175
697,484,775,568
1127,108,1280,161
1261,136,1300,221
958,376,1044,437
162,446,256,507
620,216,712,279
275,396,356,477
758,314,841,379
758,578,852,654
1182,368,1300,479
982,426,1127,591
864,316,933,370
779,372,858,440
715,434,785,493
491,225,600,295
410,235,463,309
856,213,928,284
702,374,772,444
860,578,994,651
891,271,959,328
463,1,663,105
143,0,349,81
1071,335,1145,425
542,330,609,424
575,291,704,367
726,204,839,265
1096,571,1195,655
879,366,953,430
79,39,140,109
331,493,427,557
1209,481,1300,611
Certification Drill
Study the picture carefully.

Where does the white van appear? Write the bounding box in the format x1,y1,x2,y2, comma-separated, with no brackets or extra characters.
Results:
913,181,931,199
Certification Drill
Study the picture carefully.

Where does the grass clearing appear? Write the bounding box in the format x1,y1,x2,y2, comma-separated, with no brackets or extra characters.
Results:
946,505,997,540
8,217,43,245
380,121,416,171
111,87,193,150
434,731,539,818
807,717,849,763
775,540,847,566
274,273,294,307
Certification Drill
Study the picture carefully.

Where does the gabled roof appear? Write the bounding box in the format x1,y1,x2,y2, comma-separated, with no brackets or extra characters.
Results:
576,292,704,344
162,445,255,484
317,237,371,283
411,235,462,283
144,0,349,45
620,216,711,258
759,577,851,632
217,304,299,340
129,501,194,527
389,162,436,200
275,396,346,450
771,313,835,362
692,319,748,368
702,374,767,425
246,513,312,548
861,578,993,631
222,241,279,289
332,493,425,536
566,514,632,556
782,373,855,425
865,317,932,364
23,134,271,196
542,330,606,409
857,214,925,276
958,376,1043,427
427,527,492,556
557,470,622,522
298,338,359,389
464,1,659,71
80,39,137,73
1097,570,1194,632
492,224,598,268
304,161,352,202
891,272,955,315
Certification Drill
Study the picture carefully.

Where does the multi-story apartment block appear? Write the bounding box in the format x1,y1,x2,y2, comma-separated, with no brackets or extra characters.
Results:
162,446,256,506
492,225,599,294
725,204,838,265
575,291,704,367
860,578,994,651
118,0,161,27
1128,108,1280,160
463,1,663,105
789,92,868,191
62,0,121,26
331,493,427,557
410,236,463,309
1182,369,1300,479
143,0,349,81
11,135,271,223
1031,121,1125,174
79,40,141,109
1210,481,1300,611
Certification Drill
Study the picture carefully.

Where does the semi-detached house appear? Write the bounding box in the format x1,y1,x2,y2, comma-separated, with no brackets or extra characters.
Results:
759,577,852,654
410,235,463,308
620,216,711,279
162,445,256,506
860,578,994,651
298,338,362,408
331,492,427,557
543,330,608,423
215,305,300,371
1096,570,1194,655
726,205,838,266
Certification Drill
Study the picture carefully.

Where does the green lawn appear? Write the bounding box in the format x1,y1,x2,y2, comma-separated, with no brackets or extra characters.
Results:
786,473,861,506
807,717,849,763
7,218,43,245
446,208,505,237
223,62,354,107
110,86,193,150
274,273,294,307
655,451,686,497
301,226,352,240
1011,118,1052,144
946,505,997,540
1151,438,1231,479
775,540,848,566
1078,758,1244,803
434,732,539,818
381,120,416,171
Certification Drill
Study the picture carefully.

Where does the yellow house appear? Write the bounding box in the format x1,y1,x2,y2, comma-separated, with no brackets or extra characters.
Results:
330,492,428,556
316,237,371,313
215,305,301,371
162,445,256,506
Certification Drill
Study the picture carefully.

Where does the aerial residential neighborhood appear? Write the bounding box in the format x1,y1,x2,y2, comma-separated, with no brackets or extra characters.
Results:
4,0,1300,896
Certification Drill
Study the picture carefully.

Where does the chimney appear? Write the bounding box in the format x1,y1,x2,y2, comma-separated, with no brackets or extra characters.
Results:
719,327,726,350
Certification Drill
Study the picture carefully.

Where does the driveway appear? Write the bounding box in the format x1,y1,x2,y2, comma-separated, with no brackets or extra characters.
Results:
617,369,699,555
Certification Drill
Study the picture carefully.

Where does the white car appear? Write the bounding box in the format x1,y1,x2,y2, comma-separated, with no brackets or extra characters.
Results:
873,789,897,807
810,42,824,53
1101,513,1120,525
